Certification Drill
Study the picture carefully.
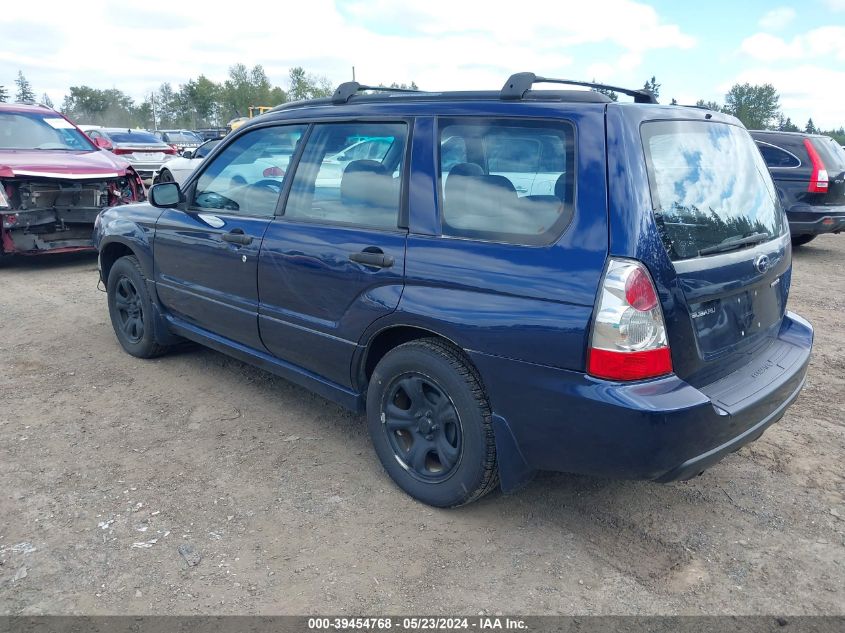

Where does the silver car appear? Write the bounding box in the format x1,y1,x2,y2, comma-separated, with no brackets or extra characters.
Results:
87,128,177,181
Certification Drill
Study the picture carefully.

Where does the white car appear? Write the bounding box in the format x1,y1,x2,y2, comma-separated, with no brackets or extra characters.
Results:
155,139,294,188
154,139,220,185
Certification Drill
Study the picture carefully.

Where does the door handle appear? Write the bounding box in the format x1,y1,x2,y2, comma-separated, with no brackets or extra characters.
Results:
349,249,394,268
221,230,253,246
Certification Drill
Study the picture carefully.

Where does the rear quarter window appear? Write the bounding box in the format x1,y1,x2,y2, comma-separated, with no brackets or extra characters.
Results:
438,118,576,246
756,142,801,168
642,120,784,261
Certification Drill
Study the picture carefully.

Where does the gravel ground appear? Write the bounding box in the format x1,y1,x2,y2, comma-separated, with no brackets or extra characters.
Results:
0,235,843,615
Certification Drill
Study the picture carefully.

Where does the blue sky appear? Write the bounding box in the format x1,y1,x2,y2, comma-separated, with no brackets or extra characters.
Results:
1,0,843,128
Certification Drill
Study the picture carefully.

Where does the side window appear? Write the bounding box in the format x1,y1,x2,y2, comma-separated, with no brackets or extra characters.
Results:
193,125,305,217
757,142,800,168
283,122,407,230
439,118,576,245
441,136,467,173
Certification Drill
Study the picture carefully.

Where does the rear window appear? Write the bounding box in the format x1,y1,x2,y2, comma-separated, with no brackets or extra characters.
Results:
106,131,162,144
164,131,201,143
757,142,800,168
813,137,845,171
438,118,576,246
642,121,784,261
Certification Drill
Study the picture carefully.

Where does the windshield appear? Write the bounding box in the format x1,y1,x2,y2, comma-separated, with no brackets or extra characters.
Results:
642,120,784,260
165,131,201,143
0,111,95,151
105,131,164,144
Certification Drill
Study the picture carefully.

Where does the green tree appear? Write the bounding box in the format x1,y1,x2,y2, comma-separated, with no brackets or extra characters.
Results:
695,99,722,111
287,66,332,101
0,85,8,103
41,93,54,108
61,86,135,126
15,71,35,102
804,118,817,134
723,83,780,129
643,75,661,100
181,75,220,126
781,117,799,132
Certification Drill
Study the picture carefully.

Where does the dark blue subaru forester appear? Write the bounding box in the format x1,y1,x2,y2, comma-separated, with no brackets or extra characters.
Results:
94,73,813,507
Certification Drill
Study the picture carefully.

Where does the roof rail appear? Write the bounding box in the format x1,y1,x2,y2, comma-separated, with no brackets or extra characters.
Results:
332,81,423,105
501,72,658,104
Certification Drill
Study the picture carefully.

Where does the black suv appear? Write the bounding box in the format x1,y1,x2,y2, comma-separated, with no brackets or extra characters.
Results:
750,130,845,245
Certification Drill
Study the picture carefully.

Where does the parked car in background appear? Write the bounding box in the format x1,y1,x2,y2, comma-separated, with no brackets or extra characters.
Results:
94,74,812,508
86,128,177,182
153,139,220,185
153,129,203,155
0,103,144,259
750,130,845,246
195,128,227,141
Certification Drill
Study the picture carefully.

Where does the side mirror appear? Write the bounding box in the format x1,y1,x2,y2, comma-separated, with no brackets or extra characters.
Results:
93,137,113,151
181,149,194,160
149,182,183,208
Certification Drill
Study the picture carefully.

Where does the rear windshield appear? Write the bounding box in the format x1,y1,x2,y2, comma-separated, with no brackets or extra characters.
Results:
642,121,784,260
106,131,163,144
813,137,845,171
165,131,201,143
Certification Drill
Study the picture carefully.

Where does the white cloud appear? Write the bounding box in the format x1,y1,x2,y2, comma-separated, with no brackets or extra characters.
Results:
0,0,695,105
822,0,845,9
758,7,796,31
740,26,845,62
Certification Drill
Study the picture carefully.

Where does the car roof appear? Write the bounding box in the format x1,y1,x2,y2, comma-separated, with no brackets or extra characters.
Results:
0,102,60,115
101,128,155,133
750,130,832,140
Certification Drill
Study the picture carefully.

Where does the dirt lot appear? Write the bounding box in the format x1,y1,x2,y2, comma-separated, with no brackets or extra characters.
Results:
0,235,843,616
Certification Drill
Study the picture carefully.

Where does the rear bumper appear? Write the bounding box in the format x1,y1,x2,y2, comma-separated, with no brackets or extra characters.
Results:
470,311,813,483
786,205,845,235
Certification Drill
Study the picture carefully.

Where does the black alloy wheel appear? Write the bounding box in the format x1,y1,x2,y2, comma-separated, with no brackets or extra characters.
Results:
106,255,169,358
113,275,145,343
367,338,499,507
382,373,462,481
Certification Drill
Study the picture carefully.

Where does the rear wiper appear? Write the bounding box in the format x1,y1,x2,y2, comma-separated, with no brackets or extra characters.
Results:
698,232,771,256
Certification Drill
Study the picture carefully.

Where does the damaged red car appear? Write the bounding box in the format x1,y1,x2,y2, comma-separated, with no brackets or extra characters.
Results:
0,103,145,259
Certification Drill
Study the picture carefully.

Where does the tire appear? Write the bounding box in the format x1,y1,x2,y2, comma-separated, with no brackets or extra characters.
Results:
157,169,174,184
366,338,499,507
106,255,169,358
791,234,816,247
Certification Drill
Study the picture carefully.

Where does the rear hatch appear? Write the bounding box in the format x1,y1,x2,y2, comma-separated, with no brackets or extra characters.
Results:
641,120,790,386
810,136,845,205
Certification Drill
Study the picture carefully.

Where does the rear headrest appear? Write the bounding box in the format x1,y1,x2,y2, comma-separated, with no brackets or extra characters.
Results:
341,159,393,207
448,162,484,178
554,173,573,203
480,174,516,194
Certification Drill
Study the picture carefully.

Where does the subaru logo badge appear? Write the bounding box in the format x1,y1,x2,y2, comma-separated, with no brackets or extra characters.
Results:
754,254,770,274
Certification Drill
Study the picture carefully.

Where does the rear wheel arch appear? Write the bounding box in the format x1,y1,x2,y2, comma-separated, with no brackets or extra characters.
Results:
360,325,471,387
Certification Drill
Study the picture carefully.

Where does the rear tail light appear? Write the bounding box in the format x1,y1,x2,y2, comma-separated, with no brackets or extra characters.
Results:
2,213,18,228
262,166,284,177
166,145,179,155
112,148,133,155
587,258,672,381
804,139,829,193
